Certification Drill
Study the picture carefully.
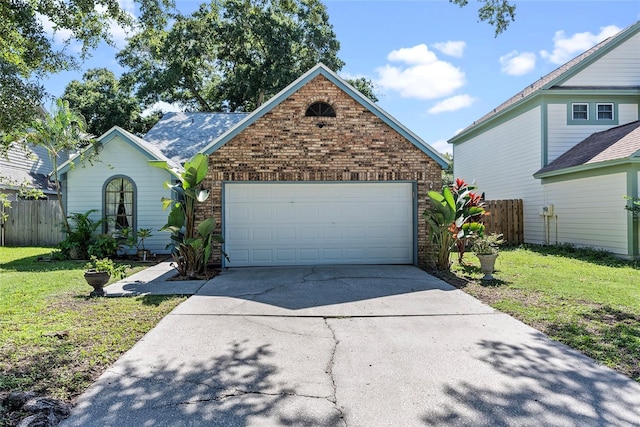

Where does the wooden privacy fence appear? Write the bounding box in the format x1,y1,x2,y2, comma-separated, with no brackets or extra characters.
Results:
483,199,524,246
1,200,65,247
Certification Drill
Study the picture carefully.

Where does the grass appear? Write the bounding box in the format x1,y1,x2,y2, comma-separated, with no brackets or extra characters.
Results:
440,244,640,382
0,247,187,426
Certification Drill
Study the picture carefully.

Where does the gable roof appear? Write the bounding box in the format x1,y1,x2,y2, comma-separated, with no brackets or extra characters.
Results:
144,112,249,165
200,63,449,169
57,126,181,175
534,120,640,177
450,20,640,143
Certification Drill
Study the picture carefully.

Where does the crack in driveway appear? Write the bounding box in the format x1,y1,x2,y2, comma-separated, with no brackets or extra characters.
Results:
324,318,347,426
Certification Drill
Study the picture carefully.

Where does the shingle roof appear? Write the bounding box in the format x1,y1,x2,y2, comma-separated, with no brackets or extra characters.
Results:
0,144,62,194
451,21,639,140
144,112,249,165
535,120,640,176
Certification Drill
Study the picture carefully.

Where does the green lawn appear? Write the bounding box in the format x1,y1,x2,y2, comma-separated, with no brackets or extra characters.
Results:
0,247,186,425
442,244,640,382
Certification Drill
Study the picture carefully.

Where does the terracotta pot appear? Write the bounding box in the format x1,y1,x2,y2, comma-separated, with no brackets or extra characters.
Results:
84,270,110,296
476,253,499,280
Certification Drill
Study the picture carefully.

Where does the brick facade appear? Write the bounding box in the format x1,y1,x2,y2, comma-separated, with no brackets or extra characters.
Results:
199,75,442,267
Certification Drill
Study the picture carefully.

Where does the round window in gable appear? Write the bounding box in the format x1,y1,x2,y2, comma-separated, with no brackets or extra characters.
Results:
305,102,336,118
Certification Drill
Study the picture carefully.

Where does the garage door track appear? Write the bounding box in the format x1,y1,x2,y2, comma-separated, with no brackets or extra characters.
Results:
61,265,640,426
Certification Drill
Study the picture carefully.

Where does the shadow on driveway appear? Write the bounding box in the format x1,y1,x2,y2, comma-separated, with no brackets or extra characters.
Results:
191,265,472,313
421,332,640,426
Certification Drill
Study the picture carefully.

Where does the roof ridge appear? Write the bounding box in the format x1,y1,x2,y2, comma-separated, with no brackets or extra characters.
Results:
452,21,639,139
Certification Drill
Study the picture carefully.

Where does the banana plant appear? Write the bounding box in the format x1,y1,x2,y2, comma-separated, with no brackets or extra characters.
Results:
152,153,227,278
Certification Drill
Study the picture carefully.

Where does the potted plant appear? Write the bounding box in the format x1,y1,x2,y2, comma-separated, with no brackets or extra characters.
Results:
123,227,154,261
135,228,153,261
471,233,504,280
84,256,130,296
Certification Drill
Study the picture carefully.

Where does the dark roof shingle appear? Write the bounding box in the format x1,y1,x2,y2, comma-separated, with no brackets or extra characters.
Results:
535,120,640,175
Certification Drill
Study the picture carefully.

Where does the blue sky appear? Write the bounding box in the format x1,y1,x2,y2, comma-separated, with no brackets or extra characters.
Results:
41,0,640,155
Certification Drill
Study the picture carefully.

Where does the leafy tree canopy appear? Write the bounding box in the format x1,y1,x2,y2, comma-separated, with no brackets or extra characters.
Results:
345,77,379,103
118,0,346,112
0,0,133,141
62,68,159,136
1,0,514,148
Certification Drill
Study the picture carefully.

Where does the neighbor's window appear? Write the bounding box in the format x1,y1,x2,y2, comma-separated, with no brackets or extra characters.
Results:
104,177,135,235
305,102,336,117
572,103,588,120
596,103,614,120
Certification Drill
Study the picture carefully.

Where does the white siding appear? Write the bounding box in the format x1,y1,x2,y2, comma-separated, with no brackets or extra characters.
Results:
65,135,173,253
547,104,639,163
563,32,640,86
542,173,629,255
454,107,546,244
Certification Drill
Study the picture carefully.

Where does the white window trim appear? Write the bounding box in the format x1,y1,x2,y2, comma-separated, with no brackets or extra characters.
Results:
571,103,589,120
596,103,614,120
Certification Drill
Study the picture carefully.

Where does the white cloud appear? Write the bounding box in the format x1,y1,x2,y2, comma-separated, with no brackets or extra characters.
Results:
429,139,452,155
387,44,438,64
540,25,621,64
428,94,476,114
432,41,466,58
376,44,466,100
499,51,536,76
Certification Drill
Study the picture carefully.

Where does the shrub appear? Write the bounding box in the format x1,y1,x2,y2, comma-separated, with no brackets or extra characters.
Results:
88,234,119,259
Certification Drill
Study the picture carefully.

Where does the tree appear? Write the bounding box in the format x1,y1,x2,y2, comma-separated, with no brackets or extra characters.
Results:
441,152,454,188
215,0,344,111
0,0,133,142
345,77,379,103
118,0,345,112
63,68,158,136
450,0,516,36
19,99,97,233
118,2,223,111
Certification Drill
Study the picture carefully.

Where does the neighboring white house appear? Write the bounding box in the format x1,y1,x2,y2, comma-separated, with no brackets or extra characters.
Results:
451,21,640,258
57,127,180,254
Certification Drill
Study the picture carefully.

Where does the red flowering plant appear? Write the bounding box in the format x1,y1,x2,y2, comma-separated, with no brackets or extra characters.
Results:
424,178,486,270
449,179,486,263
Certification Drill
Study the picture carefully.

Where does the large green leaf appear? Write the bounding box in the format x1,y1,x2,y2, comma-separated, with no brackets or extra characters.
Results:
182,153,209,189
442,187,456,210
196,217,216,237
166,206,185,229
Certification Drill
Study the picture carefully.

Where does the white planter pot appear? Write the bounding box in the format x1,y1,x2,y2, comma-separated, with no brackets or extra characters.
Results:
476,253,499,280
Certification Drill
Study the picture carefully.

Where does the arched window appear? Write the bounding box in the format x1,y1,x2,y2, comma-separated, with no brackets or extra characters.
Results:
104,177,135,235
305,102,336,117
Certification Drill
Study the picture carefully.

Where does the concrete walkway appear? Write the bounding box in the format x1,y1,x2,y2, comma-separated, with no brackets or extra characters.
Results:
101,261,207,296
62,265,640,426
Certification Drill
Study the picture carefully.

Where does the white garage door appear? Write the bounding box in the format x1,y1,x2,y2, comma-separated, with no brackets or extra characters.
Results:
223,182,414,266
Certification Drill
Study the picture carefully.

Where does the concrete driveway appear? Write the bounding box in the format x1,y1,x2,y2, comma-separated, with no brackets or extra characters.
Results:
61,265,640,426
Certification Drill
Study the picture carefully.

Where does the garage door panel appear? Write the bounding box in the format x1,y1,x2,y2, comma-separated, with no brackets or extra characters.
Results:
276,228,296,240
224,183,413,266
